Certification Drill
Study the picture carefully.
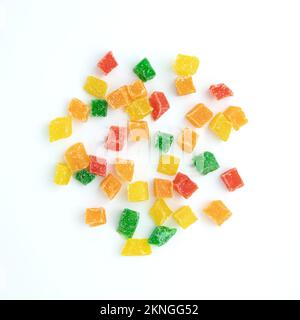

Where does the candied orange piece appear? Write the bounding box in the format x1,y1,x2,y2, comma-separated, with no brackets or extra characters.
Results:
85,208,106,226
153,178,173,198
68,98,90,122
186,103,213,128
106,86,131,109
127,80,147,100
175,76,196,96
100,173,122,199
128,121,149,141
178,128,198,153
223,106,248,131
114,158,134,182
64,142,90,173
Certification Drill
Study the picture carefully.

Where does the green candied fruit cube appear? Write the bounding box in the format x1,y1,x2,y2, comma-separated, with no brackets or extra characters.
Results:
193,151,220,175
90,99,108,117
133,58,156,82
148,226,177,246
117,208,140,239
155,131,174,153
74,169,96,185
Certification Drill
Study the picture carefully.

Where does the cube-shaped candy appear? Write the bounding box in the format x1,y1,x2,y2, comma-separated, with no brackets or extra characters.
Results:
105,126,127,151
175,76,196,96
68,98,90,122
84,76,108,98
97,51,118,75
89,155,107,177
54,163,72,185
127,181,149,202
148,226,177,246
100,173,122,199
114,158,134,182
149,91,170,121
74,169,96,185
125,98,152,121
121,239,152,256
186,103,213,128
64,142,90,173
155,131,174,153
117,208,139,238
49,116,72,142
128,121,149,141
85,207,106,227
193,151,219,175
223,106,248,131
133,58,156,82
209,113,232,141
106,86,131,109
173,206,198,229
127,80,147,100
178,128,198,153
173,172,198,199
153,178,173,198
173,54,200,76
203,200,232,226
220,168,244,192
149,199,173,225
157,154,180,176
90,99,108,117
209,83,233,100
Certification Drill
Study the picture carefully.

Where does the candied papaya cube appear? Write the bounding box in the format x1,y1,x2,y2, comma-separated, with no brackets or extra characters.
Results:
49,116,72,142
223,106,248,131
117,208,139,238
203,200,232,226
153,178,173,198
193,151,219,175
209,83,233,100
173,206,198,229
175,76,196,96
127,181,149,202
149,199,173,225
209,113,232,141
105,126,127,151
128,121,149,141
97,51,118,75
64,142,90,173
133,58,156,82
121,239,152,256
173,172,198,199
157,155,180,176
54,163,72,185
220,168,244,192
106,86,131,109
125,97,152,121
90,99,108,117
89,156,107,177
149,91,170,121
186,103,213,128
85,207,106,227
173,54,200,76
155,132,174,153
100,173,122,199
74,169,96,185
84,76,108,98
68,98,90,122
127,80,147,100
178,128,198,153
114,158,134,182
148,226,177,246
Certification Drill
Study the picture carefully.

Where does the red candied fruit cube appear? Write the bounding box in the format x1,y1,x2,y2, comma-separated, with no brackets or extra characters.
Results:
209,83,233,100
89,156,107,177
97,51,118,75
149,91,170,121
105,126,127,151
221,168,244,192
173,172,198,199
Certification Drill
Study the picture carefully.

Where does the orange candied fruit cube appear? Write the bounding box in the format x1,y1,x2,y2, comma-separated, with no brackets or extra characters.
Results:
106,86,131,109
175,76,196,96
203,200,232,226
85,207,106,226
154,178,173,198
68,98,90,122
114,158,134,182
186,103,213,128
64,142,90,173
100,173,122,199
127,80,147,101
178,128,198,153
128,121,149,141
223,106,248,131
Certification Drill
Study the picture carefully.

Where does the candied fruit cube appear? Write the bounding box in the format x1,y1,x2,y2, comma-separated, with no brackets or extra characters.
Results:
175,76,196,96
133,58,156,82
68,98,89,122
117,208,139,239
193,151,219,175
125,97,152,121
90,99,108,117
121,239,152,256
64,142,90,173
186,103,213,128
149,91,170,121
203,200,232,226
220,168,244,192
173,172,198,199
153,178,173,198
105,126,127,151
114,158,134,182
209,83,233,100
49,116,72,142
148,226,177,246
100,173,122,199
84,75,108,98
155,132,174,153
149,199,173,225
74,169,96,185
127,80,147,100
178,128,198,153
223,106,248,131
128,181,149,202
209,113,232,141
85,208,106,227
173,54,200,76
173,206,198,229
89,156,107,177
97,51,118,75
157,154,180,176
128,121,149,141
54,163,72,185
106,86,131,109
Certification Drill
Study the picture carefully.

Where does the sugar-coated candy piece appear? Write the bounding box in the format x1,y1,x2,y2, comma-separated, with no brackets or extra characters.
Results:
89,156,107,177
127,80,147,100
149,199,173,225
97,51,118,75
133,58,156,82
203,200,232,226
149,91,170,121
84,76,108,98
173,172,198,199
117,208,139,239
74,169,96,185
125,98,152,121
64,142,90,173
68,98,90,122
90,99,108,117
121,239,152,256
49,116,72,142
173,54,200,76
54,163,72,185
178,128,198,153
85,208,106,227
173,206,197,229
221,168,244,192
114,158,134,182
106,86,131,109
127,181,149,202
186,103,213,128
128,121,149,141
223,106,248,131
148,226,177,246
157,154,180,176
193,151,219,175
209,83,233,100
175,76,196,96
209,113,232,141
100,173,122,199
153,178,173,198
105,126,127,151
155,132,174,153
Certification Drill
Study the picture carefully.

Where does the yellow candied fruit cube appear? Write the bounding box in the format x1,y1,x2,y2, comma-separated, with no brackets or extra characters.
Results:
223,106,248,131
106,86,131,109
125,97,152,120
173,206,198,229
209,113,232,141
127,80,147,100
54,163,72,185
175,76,196,96
64,142,90,173
149,199,173,225
186,103,213,128
157,154,180,176
114,158,134,182
68,98,90,122
128,121,149,141
203,200,232,226
127,181,149,202
173,54,200,76
85,207,106,227
178,127,198,153
49,116,72,142
83,75,108,98
121,239,152,256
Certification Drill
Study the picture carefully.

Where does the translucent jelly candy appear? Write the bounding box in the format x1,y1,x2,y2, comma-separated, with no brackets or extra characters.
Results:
121,239,152,256
117,208,139,238
175,76,196,96
133,58,156,82
173,206,198,229
90,99,108,117
173,54,200,76
125,98,152,121
149,199,173,225
114,158,134,182
74,169,96,185
209,83,233,100
193,151,219,175
105,126,127,151
89,156,107,177
49,116,72,142
68,98,90,122
186,103,213,128
149,91,170,121
128,121,149,141
148,226,177,246
54,163,72,185
209,113,232,141
100,173,122,199
203,200,232,226
85,207,106,227
106,86,131,109
157,154,180,176
127,80,147,100
178,127,198,153
155,132,174,153
84,76,108,98
127,181,149,202
64,142,90,173
153,178,173,198
223,106,248,131
221,168,244,192
97,51,118,75
173,172,198,199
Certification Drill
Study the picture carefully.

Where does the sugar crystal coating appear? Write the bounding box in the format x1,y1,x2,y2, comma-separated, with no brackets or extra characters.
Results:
173,206,198,229
125,97,152,121
105,126,127,151
127,80,147,100
121,239,152,256
68,98,90,122
153,178,173,198
49,116,72,142
100,173,122,199
114,158,134,181
54,163,72,185
64,142,90,173
127,181,149,202
155,131,174,153
133,58,156,82
128,121,149,141
209,83,233,100
84,76,108,98
89,156,107,177
117,208,140,238
173,172,198,199
203,200,232,225
175,76,196,96
157,154,180,176
209,113,232,141
149,91,170,121
97,51,118,75
90,99,108,117
186,103,213,128
148,226,177,246
173,54,200,76
74,169,96,185
106,86,131,109
220,168,244,192
149,198,173,225
223,106,248,131
85,207,106,226
193,151,219,175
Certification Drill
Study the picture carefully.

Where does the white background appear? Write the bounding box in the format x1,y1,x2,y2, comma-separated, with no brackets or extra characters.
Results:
1,0,300,300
